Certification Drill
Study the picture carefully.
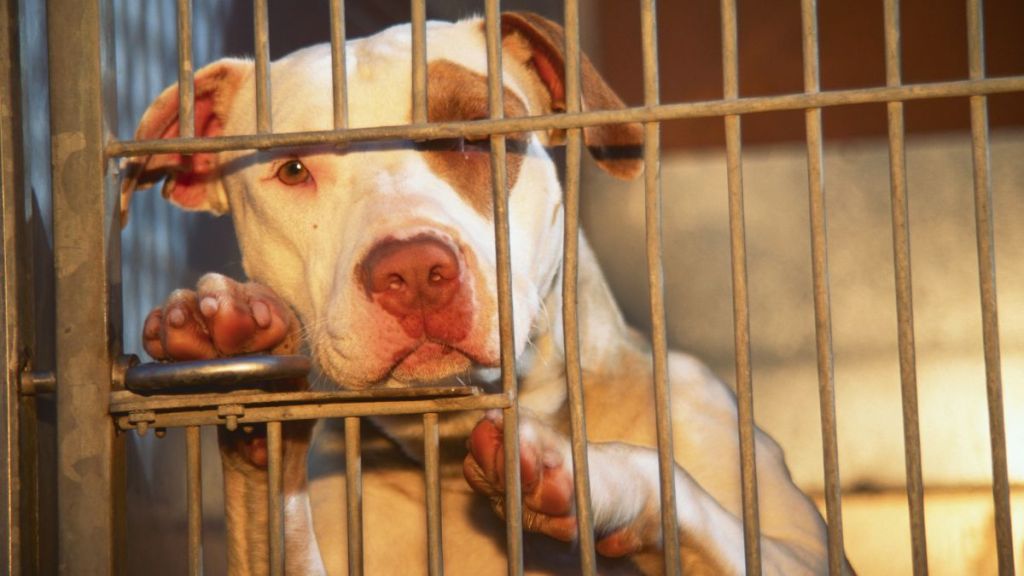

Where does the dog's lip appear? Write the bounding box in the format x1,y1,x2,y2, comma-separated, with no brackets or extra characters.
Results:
316,339,498,388
387,339,493,375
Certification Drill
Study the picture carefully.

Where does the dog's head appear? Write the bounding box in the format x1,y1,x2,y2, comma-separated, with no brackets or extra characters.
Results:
122,12,641,388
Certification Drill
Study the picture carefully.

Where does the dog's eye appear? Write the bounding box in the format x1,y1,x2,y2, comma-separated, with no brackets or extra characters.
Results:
276,159,311,185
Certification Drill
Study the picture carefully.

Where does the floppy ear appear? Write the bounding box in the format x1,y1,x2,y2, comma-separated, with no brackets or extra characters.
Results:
500,11,643,180
119,58,252,226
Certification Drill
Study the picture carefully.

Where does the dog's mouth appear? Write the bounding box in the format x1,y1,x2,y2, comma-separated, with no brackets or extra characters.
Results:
387,339,486,383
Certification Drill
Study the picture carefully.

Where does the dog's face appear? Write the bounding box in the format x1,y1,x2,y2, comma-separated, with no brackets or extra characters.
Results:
123,13,641,388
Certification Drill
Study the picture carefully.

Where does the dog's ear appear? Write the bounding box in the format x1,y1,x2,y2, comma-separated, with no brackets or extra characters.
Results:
119,58,252,227
500,12,643,180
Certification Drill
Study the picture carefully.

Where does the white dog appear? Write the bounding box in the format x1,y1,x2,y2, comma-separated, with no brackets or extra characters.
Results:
123,12,848,575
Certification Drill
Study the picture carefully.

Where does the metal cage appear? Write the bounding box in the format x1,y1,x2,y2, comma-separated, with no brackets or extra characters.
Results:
2,0,1022,574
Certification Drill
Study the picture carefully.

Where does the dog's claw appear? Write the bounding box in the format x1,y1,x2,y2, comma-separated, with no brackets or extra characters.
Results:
199,296,220,318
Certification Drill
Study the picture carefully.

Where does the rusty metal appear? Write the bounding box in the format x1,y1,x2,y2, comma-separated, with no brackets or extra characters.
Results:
104,76,1024,159
186,426,203,576
1,0,30,570
423,413,443,575
411,0,427,125
560,0,599,572
48,0,125,573
253,0,271,134
176,0,194,139
18,371,55,396
344,417,363,576
484,4,524,575
111,388,501,431
882,1,928,573
721,0,761,573
267,420,285,575
329,0,348,130
639,2,683,574
966,2,1015,574
799,1,846,573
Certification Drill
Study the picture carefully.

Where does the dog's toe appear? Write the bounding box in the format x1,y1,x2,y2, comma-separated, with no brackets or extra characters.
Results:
464,415,577,538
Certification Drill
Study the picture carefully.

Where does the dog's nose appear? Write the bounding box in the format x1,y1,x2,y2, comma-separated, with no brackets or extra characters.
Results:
361,237,462,316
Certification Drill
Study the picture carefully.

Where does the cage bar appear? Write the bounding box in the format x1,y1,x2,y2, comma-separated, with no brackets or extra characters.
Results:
423,413,443,575
720,0,762,573
0,0,31,570
267,421,285,575
186,426,203,576
105,76,1024,159
798,0,846,573
344,417,364,576
329,0,348,130
253,0,271,134
482,3,525,574
411,0,427,124
47,0,125,573
640,2,682,574
881,1,929,573
175,0,194,138
965,1,1015,574
560,0,599,572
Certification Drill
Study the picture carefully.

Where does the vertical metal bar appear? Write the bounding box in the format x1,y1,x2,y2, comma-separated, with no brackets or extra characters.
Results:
561,0,598,572
266,421,285,576
0,0,28,571
48,0,125,572
176,0,194,138
799,1,845,573
345,417,364,576
483,3,524,575
410,0,427,124
329,0,348,130
966,2,1015,574
253,0,271,133
186,426,203,576
48,0,125,573
720,1,761,573
423,413,444,575
881,2,929,574
640,2,681,574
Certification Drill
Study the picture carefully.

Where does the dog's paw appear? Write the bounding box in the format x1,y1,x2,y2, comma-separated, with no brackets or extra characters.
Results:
142,273,299,361
463,411,578,541
463,411,652,557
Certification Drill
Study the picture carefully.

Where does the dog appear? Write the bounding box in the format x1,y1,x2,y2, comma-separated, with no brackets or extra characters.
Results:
122,12,848,575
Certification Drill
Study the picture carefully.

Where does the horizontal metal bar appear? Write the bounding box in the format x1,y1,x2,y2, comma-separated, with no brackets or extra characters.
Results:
106,76,1024,158
112,391,510,430
123,354,311,392
18,371,56,395
111,384,481,413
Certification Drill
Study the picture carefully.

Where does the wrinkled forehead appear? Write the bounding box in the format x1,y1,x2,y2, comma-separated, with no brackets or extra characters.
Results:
259,19,524,133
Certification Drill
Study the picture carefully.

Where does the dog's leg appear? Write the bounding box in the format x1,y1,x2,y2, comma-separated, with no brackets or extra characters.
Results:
144,273,326,575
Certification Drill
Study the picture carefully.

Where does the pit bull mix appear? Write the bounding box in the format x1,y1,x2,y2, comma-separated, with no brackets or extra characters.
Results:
122,12,848,575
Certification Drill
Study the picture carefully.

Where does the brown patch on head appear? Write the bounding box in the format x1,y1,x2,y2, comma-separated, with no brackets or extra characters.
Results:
499,12,644,180
423,60,529,218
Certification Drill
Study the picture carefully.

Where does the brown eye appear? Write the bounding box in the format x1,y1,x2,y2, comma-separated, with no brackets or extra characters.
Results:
276,159,310,185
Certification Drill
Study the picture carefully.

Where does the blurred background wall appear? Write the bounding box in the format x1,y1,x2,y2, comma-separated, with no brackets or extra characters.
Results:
14,0,1023,573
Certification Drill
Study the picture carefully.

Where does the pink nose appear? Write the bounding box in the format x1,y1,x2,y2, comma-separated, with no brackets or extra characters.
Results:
361,237,462,317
